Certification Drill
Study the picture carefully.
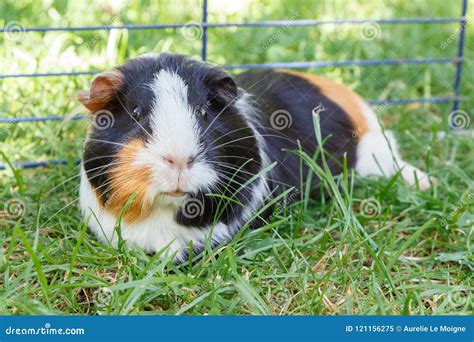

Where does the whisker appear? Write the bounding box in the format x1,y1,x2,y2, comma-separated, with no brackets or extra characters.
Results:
44,160,124,195
202,133,297,155
86,139,128,148
207,160,290,189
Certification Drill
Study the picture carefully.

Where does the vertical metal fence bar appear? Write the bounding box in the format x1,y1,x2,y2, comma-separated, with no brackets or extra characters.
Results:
452,0,468,112
201,0,208,61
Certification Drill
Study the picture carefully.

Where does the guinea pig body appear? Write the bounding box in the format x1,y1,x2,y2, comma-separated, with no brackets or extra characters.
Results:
78,53,430,261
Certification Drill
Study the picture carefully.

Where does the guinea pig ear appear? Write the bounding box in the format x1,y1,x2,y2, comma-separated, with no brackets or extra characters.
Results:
77,70,124,112
205,70,238,101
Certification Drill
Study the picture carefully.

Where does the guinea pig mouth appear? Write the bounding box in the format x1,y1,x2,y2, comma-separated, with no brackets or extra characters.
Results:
165,191,186,197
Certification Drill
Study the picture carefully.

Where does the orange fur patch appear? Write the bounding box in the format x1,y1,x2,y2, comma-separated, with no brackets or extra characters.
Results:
276,69,369,139
104,139,154,223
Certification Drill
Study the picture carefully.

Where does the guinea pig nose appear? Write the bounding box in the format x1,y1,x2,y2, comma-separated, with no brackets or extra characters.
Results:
163,155,176,167
162,155,194,169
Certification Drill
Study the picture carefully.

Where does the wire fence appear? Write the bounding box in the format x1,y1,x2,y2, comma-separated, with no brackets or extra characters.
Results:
0,0,469,170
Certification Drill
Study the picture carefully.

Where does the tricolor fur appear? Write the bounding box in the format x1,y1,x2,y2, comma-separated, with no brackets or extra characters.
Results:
78,53,431,261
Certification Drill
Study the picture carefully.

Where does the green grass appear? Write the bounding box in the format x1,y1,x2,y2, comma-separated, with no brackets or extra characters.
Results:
1,0,473,315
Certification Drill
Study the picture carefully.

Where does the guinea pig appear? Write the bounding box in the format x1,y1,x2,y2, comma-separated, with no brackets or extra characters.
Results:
77,52,431,262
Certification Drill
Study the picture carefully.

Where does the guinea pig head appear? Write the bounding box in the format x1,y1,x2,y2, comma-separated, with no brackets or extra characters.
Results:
78,54,262,226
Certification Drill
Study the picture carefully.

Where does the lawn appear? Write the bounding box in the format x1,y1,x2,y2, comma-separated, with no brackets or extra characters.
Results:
0,0,472,315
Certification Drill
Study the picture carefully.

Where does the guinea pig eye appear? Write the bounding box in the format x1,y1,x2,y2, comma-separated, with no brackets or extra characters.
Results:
131,105,142,121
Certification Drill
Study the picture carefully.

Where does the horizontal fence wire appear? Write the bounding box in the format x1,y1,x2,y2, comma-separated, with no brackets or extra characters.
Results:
0,57,462,78
0,17,464,33
0,115,86,124
0,160,80,170
0,1,468,170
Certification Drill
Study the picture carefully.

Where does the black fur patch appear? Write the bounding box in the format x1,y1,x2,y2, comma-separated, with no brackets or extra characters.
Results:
235,70,357,198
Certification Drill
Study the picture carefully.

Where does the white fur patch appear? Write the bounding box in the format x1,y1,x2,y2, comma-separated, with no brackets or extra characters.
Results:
355,103,432,190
